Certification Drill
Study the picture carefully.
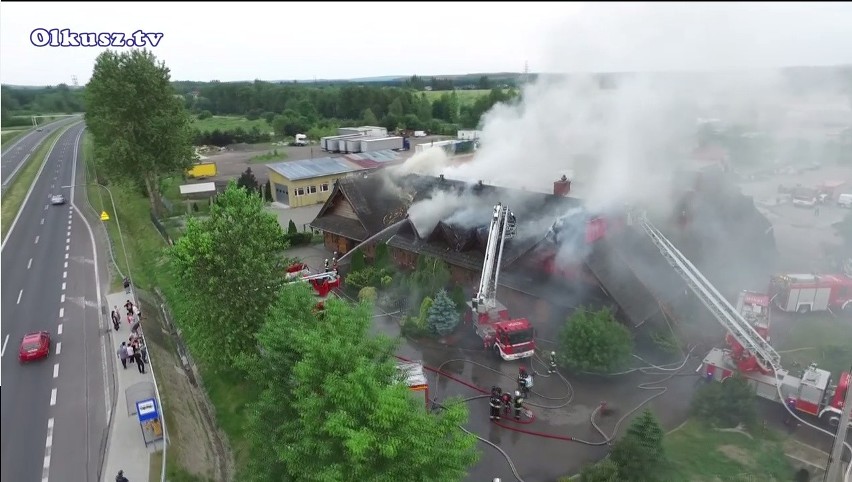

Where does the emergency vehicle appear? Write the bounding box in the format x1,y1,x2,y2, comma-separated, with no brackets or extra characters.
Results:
396,360,429,410
465,203,536,361
285,262,341,300
637,214,850,428
769,273,852,314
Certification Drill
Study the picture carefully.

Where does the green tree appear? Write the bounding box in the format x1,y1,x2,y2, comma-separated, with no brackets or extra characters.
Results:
244,289,479,481
477,76,491,90
361,108,379,126
427,289,460,337
610,410,666,481
168,181,286,368
287,219,298,235
691,375,757,428
373,242,392,269
388,98,404,118
358,286,377,302
558,308,633,373
350,249,367,272
578,458,620,482
237,167,259,193
85,49,194,216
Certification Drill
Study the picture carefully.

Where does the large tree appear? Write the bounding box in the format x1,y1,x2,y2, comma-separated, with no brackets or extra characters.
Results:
242,285,479,482
558,308,634,373
85,49,194,216
168,181,287,367
610,409,667,481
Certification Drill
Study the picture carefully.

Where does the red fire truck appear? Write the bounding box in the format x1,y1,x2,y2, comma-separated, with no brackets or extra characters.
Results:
465,203,536,361
637,216,850,428
396,360,429,410
285,262,341,299
769,273,852,314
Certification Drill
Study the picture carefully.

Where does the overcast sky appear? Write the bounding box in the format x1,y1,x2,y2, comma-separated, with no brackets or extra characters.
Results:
1,2,851,86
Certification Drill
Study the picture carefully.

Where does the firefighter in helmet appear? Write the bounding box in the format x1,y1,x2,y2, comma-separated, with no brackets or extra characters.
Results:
501,389,513,417
324,258,330,273
489,387,503,421
513,390,525,421
518,367,531,397
549,351,558,374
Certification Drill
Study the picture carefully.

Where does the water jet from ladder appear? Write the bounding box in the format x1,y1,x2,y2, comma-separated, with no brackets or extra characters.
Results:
336,219,408,264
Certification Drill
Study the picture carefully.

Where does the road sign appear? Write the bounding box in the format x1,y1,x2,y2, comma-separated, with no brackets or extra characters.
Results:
136,397,163,445
100,211,110,221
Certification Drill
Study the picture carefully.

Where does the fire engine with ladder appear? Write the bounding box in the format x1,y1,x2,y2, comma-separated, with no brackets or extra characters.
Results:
285,260,341,304
637,214,850,428
465,203,536,361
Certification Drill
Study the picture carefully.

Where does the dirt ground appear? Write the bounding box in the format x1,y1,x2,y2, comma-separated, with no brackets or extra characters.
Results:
137,290,232,482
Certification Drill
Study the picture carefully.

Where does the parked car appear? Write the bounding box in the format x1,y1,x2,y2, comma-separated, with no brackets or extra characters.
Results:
838,193,852,208
19,331,51,362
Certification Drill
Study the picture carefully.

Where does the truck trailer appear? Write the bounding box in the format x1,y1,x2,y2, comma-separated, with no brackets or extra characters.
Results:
360,136,404,153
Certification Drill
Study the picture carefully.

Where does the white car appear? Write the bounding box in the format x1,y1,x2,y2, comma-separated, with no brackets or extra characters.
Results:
792,196,817,208
49,194,66,205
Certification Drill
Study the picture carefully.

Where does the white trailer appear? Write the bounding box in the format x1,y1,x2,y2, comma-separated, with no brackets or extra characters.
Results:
458,130,482,140
321,133,361,152
338,126,388,137
343,137,366,154
360,136,404,152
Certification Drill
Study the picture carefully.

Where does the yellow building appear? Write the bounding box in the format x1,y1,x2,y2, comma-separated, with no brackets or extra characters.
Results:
266,157,367,208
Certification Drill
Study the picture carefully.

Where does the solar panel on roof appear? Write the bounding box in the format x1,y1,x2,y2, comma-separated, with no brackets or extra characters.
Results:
268,157,365,181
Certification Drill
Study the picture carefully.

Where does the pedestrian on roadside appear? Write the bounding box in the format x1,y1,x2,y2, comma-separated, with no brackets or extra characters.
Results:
124,300,134,317
111,309,121,331
139,339,149,364
117,342,128,369
134,344,146,374
131,319,140,335
125,342,135,367
115,469,129,482
123,277,131,294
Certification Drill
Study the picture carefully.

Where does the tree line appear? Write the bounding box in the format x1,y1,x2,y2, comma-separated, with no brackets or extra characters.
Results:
1,84,85,126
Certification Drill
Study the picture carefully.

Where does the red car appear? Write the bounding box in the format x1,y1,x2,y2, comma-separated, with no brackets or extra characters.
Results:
19,331,51,362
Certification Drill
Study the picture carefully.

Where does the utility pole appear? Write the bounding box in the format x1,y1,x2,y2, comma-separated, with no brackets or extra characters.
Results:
824,365,852,482
71,75,79,87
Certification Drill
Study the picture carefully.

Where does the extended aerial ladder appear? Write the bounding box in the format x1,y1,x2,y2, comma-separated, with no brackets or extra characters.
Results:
471,203,517,317
636,213,782,373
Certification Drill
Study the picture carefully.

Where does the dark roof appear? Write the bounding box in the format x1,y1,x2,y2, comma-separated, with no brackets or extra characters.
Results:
310,214,368,240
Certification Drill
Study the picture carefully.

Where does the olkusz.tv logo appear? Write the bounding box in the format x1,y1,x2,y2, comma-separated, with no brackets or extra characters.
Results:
30,28,163,48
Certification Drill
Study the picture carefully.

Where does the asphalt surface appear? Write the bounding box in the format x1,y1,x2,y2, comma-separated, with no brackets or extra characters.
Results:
1,116,80,190
1,123,108,482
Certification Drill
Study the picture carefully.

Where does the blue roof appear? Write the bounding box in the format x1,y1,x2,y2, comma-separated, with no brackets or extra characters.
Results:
267,156,365,181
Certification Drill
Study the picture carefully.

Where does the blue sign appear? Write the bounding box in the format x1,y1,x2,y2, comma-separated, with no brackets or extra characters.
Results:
136,398,159,423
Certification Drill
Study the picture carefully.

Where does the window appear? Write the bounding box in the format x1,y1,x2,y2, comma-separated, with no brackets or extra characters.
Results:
320,183,329,192
295,187,305,197
307,185,317,194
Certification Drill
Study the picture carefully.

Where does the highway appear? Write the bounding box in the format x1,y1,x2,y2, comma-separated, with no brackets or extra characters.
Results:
1,123,108,482
1,116,81,190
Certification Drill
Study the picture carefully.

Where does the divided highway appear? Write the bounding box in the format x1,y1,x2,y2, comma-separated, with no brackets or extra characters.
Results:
1,116,81,190
1,123,108,482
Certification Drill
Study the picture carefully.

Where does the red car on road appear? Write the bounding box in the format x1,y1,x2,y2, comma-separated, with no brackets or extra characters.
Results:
18,331,51,362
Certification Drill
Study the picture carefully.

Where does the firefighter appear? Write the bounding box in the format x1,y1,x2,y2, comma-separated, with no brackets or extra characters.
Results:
501,390,513,417
518,367,531,397
324,258,330,272
784,397,797,426
513,390,525,421
549,351,558,374
489,387,503,421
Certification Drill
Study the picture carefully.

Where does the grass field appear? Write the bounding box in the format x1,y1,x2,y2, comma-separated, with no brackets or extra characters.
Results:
192,115,273,133
1,125,69,240
777,313,852,378
1,127,30,146
249,148,287,163
663,421,793,481
423,89,499,106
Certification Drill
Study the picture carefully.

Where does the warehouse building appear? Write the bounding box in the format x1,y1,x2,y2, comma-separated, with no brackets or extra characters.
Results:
266,149,404,207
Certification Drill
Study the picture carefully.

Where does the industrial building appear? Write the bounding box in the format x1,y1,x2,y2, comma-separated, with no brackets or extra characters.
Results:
266,149,403,207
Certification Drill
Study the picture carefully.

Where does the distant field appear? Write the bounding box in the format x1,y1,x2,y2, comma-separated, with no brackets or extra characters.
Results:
1,127,29,146
422,89,496,106
193,115,273,133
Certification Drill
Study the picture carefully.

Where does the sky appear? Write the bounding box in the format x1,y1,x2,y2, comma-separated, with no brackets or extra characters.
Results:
1,2,851,86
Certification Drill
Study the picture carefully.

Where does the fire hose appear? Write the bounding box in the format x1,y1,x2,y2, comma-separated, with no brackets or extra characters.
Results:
395,347,697,482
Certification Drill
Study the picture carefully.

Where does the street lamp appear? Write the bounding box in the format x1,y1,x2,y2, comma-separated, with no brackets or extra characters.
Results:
62,182,133,292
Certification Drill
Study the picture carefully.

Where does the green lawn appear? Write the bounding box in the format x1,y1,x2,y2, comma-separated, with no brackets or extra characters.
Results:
1,127,30,146
192,115,272,133
663,420,793,481
1,125,70,239
422,89,497,106
776,313,852,378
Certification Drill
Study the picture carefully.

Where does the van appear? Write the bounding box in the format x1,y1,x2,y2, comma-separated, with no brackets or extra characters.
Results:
838,193,852,208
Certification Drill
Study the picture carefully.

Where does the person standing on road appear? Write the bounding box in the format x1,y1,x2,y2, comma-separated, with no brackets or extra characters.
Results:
111,309,121,331
115,469,129,482
489,387,502,421
123,277,131,294
501,390,513,417
117,342,128,369
513,390,525,421
133,344,146,374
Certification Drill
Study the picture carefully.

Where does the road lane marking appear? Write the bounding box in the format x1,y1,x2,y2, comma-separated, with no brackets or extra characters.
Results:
50,388,57,406
64,261,68,269
58,323,63,335
17,289,23,304
1,335,7,357
59,307,64,318
28,258,33,269
44,205,48,210
53,364,59,378
61,282,66,291
51,183,54,189
62,271,67,279
66,236,70,243
64,253,68,260
42,417,54,482
60,294,65,303
34,235,40,244
41,217,45,225
65,245,69,251
56,342,61,355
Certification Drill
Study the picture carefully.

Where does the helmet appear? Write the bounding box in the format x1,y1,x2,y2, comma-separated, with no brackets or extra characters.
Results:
519,367,526,374
551,351,556,356
515,390,520,397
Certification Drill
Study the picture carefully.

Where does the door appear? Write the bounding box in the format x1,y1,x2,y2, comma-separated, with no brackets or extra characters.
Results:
814,287,831,310
786,289,800,311
337,236,349,254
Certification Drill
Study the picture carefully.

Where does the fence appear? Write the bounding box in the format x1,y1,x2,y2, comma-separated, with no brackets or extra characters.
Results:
150,211,174,246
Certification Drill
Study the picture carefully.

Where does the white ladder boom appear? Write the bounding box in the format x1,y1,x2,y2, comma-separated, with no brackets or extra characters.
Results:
638,215,781,371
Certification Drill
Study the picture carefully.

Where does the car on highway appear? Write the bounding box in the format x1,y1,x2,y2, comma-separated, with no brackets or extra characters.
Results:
18,331,51,362
49,194,66,205
36,127,43,132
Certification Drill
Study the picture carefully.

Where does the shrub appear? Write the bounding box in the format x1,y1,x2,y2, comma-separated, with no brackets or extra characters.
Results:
358,286,377,303
428,289,460,337
558,307,633,373
691,375,757,428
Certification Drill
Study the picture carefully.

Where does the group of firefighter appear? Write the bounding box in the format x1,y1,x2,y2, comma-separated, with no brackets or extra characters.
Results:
488,351,558,422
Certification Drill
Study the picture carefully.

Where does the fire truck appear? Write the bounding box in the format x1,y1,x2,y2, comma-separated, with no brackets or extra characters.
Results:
396,360,429,410
285,262,341,299
465,203,536,361
637,215,851,428
769,273,852,314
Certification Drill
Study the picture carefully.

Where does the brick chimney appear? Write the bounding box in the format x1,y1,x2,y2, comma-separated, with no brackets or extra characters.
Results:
553,175,571,197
